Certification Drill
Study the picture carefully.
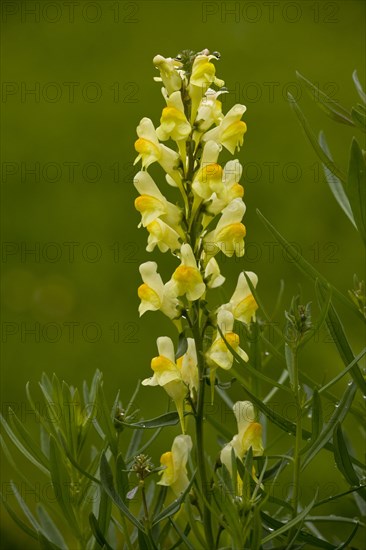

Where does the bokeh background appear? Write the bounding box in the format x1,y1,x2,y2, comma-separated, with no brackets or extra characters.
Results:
1,0,365,547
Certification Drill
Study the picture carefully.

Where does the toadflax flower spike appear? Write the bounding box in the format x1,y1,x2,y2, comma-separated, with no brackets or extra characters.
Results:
134,51,261,501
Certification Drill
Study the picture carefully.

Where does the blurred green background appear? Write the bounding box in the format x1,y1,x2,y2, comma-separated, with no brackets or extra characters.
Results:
1,0,365,547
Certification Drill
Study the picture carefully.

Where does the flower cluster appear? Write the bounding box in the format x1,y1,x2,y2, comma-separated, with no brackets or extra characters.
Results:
134,49,262,494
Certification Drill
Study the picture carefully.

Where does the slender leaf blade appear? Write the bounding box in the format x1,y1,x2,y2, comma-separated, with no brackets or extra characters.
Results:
333,422,360,486
118,411,181,430
99,453,145,532
317,284,366,394
296,71,354,126
347,137,366,244
352,69,366,103
261,492,318,544
288,93,347,182
318,131,356,226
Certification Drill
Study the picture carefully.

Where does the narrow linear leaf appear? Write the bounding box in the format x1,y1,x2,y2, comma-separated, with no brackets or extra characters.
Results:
313,485,366,509
288,93,347,183
261,492,318,544
37,532,63,550
262,456,291,482
261,511,336,548
89,512,114,550
115,453,129,503
335,521,359,549
0,413,49,476
302,382,357,471
347,137,366,244
152,472,196,526
97,386,118,455
318,131,356,226
126,425,143,460
175,332,188,360
300,389,323,455
296,71,354,126
306,515,363,525
1,495,39,540
138,528,155,550
352,69,366,103
8,411,50,469
0,434,37,487
250,507,262,550
184,499,206,548
57,431,100,484
99,453,145,532
333,422,360,486
9,480,42,531
97,486,112,539
124,379,141,417
169,519,195,550
118,411,180,430
257,209,358,314
126,427,162,464
299,280,332,349
37,505,67,549
352,107,366,131
317,284,366,394
48,436,81,537
315,347,366,397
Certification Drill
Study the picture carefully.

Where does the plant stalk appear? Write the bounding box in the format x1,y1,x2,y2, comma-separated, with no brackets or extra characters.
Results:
288,344,302,543
192,312,214,548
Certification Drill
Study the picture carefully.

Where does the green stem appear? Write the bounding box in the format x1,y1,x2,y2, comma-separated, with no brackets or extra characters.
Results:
191,303,214,548
288,344,302,543
184,103,214,547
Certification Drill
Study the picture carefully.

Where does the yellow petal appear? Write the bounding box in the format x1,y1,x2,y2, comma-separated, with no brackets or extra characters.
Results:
240,422,264,456
234,294,258,324
172,266,205,301
138,283,161,314
159,452,175,485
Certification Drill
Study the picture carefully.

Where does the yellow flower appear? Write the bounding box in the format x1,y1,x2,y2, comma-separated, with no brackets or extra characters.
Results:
206,310,248,404
192,141,223,200
206,310,248,371
195,87,228,134
153,55,183,95
221,272,258,324
206,159,244,216
220,401,264,476
189,53,224,89
158,434,192,496
203,104,247,154
204,198,246,258
146,218,181,253
134,118,181,183
177,337,198,398
134,171,182,228
142,337,187,432
171,243,206,301
156,91,191,142
138,261,181,319
188,53,225,123
204,257,225,289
